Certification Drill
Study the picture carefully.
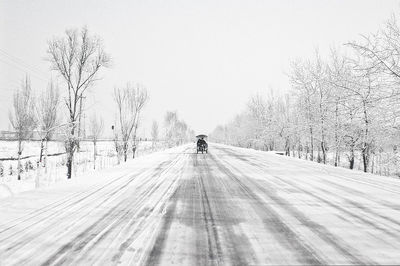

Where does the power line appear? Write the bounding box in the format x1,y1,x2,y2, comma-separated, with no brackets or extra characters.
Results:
0,48,64,88
0,80,21,91
0,49,49,78
0,49,105,116
0,57,48,83
0,49,65,92
0,79,21,89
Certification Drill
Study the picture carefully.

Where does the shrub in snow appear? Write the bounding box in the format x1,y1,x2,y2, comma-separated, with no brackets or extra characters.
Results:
28,160,34,170
0,162,3,177
23,160,34,172
9,165,13,176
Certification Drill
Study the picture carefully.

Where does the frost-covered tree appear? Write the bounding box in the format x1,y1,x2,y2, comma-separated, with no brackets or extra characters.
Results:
164,111,193,147
210,12,400,177
36,80,60,166
9,77,36,180
47,26,110,179
114,83,148,162
348,15,400,93
290,59,318,161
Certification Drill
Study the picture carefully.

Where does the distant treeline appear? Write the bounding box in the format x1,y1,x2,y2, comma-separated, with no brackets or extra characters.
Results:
210,13,400,177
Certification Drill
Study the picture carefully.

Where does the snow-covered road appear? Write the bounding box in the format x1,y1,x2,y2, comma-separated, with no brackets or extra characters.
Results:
1,143,400,265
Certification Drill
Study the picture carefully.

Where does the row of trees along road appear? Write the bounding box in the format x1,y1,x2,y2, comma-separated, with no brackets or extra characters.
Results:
9,77,60,181
210,14,400,176
113,83,148,163
164,111,195,148
8,27,151,180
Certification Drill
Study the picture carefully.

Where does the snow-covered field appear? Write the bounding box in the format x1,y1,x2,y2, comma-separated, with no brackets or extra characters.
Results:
0,140,163,198
1,143,400,265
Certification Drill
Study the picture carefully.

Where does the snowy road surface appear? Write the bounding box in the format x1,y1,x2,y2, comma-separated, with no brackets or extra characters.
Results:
1,144,400,265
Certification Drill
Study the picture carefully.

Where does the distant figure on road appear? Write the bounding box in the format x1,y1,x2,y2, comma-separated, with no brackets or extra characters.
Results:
196,137,208,154
197,138,205,146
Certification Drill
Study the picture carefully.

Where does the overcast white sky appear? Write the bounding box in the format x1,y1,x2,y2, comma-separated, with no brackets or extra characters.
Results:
1,0,399,136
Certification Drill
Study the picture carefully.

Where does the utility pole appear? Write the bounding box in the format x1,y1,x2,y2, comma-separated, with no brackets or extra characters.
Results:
77,96,86,152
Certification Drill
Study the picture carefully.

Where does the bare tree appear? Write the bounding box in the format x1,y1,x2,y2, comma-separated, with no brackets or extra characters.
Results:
353,68,383,172
36,80,60,167
348,15,400,91
47,27,110,179
131,85,148,159
114,84,148,162
275,95,292,156
163,111,193,147
310,52,331,164
89,114,104,169
290,59,318,161
347,16,400,172
327,50,349,167
131,118,140,159
9,77,36,180
248,94,271,149
112,123,122,164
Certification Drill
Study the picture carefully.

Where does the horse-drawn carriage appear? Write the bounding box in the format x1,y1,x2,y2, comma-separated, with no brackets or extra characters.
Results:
196,134,208,154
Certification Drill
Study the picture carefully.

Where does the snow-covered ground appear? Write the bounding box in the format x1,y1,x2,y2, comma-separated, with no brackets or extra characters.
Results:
0,140,163,198
1,143,400,265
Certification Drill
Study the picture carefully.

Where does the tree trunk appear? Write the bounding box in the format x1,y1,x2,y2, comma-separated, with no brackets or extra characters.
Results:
17,140,22,180
305,144,309,160
65,122,77,179
66,149,73,179
123,143,128,162
93,140,97,169
349,141,355,170
39,138,45,163
362,145,369,173
114,137,120,164
132,139,136,159
362,100,370,173
132,145,136,159
320,121,327,164
298,143,301,159
349,156,354,169
285,137,290,156
309,127,314,161
321,141,327,164
334,101,339,167
334,149,340,167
